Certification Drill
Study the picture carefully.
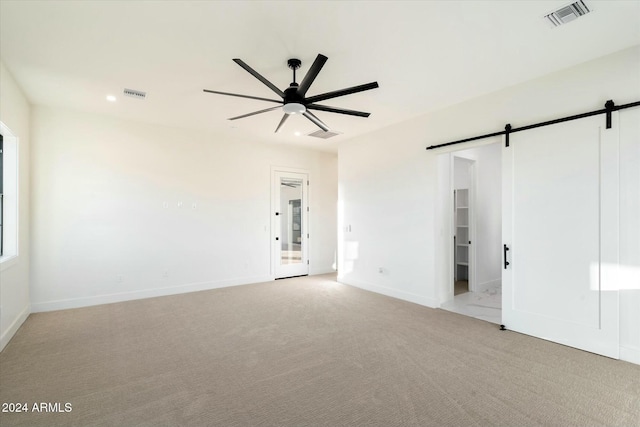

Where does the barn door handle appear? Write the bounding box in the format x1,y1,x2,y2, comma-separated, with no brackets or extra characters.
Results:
504,244,510,269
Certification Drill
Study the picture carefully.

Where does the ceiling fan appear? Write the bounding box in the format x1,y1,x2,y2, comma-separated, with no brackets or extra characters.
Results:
203,54,379,133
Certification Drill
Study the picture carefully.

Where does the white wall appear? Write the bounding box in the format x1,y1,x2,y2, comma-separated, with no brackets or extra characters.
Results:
30,106,337,311
0,62,31,351
338,133,436,306
338,45,640,364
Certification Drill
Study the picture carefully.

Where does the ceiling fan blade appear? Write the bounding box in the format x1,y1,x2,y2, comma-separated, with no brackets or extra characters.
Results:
304,82,379,104
303,111,330,132
297,54,328,97
228,106,282,121
306,104,371,117
233,59,285,98
203,89,282,104
274,113,290,133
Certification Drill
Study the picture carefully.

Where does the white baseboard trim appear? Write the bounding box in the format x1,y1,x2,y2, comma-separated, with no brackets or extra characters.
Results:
339,278,438,308
0,303,31,352
620,345,640,366
473,278,502,293
31,275,274,313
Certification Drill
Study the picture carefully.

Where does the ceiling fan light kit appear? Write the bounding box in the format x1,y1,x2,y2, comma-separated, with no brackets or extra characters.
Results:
282,103,305,115
204,54,379,134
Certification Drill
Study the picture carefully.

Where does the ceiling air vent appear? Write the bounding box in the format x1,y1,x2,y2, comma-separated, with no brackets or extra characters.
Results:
544,1,591,27
307,130,341,139
123,88,147,99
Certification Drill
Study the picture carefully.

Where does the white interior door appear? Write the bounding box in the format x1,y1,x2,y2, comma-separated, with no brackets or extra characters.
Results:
502,114,619,359
274,171,309,279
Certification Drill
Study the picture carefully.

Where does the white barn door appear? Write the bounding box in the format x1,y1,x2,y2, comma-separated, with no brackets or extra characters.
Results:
502,114,619,359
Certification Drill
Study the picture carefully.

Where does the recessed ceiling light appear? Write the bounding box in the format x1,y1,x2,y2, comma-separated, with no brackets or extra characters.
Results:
106,95,117,102
294,131,301,136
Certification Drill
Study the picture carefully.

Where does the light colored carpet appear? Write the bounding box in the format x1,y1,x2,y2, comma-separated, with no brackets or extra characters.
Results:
1,274,639,427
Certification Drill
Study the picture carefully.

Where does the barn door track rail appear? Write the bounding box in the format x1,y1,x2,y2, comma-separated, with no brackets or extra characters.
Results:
425,99,640,150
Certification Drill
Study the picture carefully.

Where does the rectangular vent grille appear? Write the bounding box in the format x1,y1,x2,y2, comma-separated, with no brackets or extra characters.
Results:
307,130,341,139
123,88,147,99
545,1,590,27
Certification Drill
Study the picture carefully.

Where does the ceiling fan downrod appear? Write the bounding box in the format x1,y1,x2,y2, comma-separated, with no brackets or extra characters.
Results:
287,58,302,85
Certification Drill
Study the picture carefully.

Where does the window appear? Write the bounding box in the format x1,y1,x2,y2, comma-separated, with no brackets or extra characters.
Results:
0,121,18,267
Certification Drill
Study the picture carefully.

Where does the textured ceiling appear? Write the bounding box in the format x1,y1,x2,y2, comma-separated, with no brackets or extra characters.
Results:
1,1,639,152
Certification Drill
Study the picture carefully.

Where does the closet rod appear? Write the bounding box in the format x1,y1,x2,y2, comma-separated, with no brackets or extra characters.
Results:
425,100,640,150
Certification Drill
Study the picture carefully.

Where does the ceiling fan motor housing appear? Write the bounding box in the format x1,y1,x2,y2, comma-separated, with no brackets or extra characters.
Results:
283,84,305,114
284,86,304,105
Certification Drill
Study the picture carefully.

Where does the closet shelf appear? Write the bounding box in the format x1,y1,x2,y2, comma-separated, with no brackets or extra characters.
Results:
455,188,470,282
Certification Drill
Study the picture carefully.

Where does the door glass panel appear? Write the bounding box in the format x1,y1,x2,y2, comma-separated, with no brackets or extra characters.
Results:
280,177,303,265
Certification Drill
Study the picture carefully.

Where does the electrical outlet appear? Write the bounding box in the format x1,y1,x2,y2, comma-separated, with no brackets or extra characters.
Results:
163,201,169,209
116,275,123,283
177,201,183,208
192,202,197,209
162,270,169,278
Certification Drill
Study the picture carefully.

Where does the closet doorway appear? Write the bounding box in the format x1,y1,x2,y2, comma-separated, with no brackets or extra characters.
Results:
453,157,474,295
439,142,502,324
